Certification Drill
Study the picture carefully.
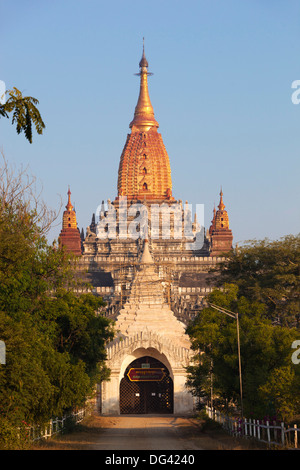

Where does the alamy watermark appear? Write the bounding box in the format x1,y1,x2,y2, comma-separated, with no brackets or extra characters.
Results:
0,80,6,105
0,341,5,365
291,80,300,104
292,340,300,365
94,198,205,250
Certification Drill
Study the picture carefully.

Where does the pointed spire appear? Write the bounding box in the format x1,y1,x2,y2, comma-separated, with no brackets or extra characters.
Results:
209,202,216,236
218,187,225,211
66,186,73,211
129,39,159,131
59,187,82,256
139,37,148,68
215,188,230,230
140,239,154,264
209,188,233,256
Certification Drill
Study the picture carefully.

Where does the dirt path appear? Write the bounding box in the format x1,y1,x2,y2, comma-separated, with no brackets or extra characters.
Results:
34,415,266,451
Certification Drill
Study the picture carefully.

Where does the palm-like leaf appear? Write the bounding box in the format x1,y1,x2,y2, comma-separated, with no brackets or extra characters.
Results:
0,87,45,143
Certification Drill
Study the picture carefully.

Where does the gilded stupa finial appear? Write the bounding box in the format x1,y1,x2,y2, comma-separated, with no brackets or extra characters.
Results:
129,39,159,131
139,37,148,68
218,186,225,211
66,186,73,211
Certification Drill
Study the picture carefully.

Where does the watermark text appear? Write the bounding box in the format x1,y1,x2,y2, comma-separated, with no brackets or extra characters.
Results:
292,340,300,365
95,198,205,250
0,341,5,365
0,80,5,105
291,80,300,104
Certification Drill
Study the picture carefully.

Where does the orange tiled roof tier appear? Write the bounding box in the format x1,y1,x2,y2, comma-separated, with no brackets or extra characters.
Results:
117,129,173,201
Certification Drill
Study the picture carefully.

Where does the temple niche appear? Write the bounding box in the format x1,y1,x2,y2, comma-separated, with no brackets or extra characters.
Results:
59,45,233,415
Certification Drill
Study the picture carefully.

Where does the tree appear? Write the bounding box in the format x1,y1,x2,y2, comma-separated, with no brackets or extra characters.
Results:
0,87,45,143
0,158,114,447
212,236,300,327
259,365,300,423
186,284,300,419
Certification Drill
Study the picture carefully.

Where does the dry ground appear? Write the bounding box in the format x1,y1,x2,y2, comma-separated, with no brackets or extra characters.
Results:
32,414,268,451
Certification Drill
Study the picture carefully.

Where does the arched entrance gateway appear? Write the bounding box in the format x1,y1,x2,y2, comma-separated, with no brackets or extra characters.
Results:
120,356,173,414
100,239,195,416
101,330,194,415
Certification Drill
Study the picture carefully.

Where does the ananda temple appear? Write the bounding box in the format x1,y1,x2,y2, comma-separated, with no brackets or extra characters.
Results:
58,45,233,415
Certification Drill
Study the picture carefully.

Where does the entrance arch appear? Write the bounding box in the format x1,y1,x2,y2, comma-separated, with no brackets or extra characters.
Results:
120,356,173,414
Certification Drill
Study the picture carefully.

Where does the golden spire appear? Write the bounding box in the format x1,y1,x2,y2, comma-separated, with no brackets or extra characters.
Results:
129,39,159,131
218,187,225,211
117,43,173,201
62,187,77,230
214,187,230,230
59,187,82,256
66,187,73,211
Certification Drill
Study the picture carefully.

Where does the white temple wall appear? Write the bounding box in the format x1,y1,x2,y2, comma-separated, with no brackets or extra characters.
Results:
100,333,195,415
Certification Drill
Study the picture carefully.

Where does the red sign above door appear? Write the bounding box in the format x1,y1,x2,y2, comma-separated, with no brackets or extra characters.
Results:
127,368,165,382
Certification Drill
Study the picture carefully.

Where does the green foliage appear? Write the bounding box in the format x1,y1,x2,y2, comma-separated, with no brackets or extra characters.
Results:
187,284,300,420
0,416,30,450
213,235,300,327
259,365,300,422
187,235,300,420
0,87,45,143
0,163,115,447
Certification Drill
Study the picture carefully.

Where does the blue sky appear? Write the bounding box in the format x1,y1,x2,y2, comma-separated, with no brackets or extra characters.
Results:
1,0,299,246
